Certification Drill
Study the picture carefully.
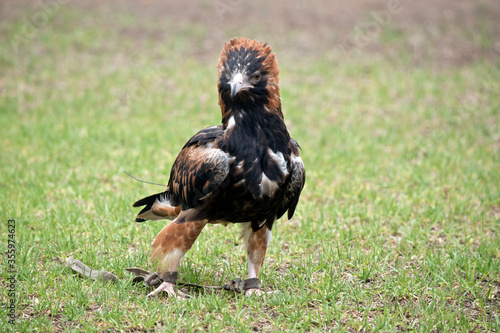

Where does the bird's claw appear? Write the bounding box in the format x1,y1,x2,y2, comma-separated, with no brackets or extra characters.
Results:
146,281,189,300
244,288,279,297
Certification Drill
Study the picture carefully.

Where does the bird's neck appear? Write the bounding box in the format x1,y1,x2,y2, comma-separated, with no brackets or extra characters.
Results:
221,104,290,154
221,98,283,130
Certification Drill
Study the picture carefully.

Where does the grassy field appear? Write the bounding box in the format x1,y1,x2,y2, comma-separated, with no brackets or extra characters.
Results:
1,2,499,332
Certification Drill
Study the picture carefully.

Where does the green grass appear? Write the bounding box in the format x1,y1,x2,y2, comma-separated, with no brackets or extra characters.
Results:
1,5,499,333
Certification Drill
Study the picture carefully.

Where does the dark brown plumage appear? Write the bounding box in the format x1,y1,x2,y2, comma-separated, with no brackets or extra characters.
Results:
133,37,305,297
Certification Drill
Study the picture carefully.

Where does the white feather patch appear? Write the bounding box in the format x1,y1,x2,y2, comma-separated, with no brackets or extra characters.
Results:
268,149,288,176
227,116,236,129
260,172,279,196
158,193,170,205
291,154,303,167
136,193,175,221
266,228,273,247
240,222,252,243
158,249,185,272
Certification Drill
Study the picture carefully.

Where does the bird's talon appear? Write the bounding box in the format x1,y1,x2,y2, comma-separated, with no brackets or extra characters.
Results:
146,281,188,299
244,288,278,297
175,289,190,299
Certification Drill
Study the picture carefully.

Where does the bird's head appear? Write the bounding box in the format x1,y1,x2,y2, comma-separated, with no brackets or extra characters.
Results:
217,37,282,122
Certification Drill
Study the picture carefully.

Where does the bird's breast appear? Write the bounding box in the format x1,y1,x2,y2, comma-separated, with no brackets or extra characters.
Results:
210,113,292,221
227,145,290,201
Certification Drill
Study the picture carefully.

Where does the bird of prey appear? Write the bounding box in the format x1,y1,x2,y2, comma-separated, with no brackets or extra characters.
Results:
133,37,305,298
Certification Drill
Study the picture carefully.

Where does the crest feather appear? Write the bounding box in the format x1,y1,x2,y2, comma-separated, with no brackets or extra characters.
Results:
217,37,279,81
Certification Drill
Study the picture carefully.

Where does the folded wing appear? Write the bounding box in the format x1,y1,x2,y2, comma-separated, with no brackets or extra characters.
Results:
277,139,306,220
168,126,230,212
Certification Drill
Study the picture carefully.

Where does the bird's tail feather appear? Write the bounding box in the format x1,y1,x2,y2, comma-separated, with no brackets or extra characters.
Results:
133,191,180,222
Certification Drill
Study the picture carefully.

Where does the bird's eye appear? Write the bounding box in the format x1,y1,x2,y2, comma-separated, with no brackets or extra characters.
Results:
224,69,230,77
253,73,261,82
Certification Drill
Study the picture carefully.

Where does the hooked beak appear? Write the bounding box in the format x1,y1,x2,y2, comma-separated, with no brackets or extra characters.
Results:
230,72,252,99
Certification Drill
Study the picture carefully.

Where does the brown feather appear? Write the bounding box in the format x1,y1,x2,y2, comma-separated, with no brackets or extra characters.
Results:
168,142,230,211
150,217,207,271
242,223,270,277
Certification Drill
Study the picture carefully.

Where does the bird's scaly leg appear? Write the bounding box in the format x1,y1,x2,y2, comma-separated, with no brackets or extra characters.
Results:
242,223,274,296
147,218,207,298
